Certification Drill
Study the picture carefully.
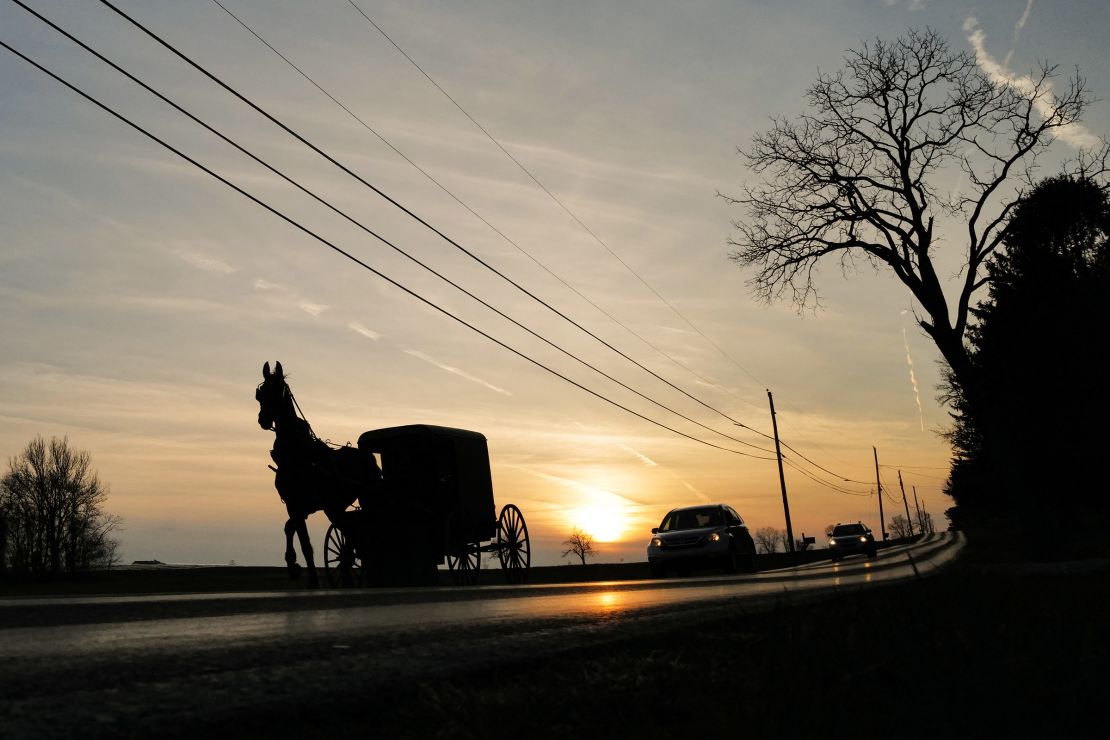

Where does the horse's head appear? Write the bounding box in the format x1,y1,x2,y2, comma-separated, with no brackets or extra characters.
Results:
256,361,291,430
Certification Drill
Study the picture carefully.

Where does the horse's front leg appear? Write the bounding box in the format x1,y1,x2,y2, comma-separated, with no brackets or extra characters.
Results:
294,517,320,589
283,517,303,580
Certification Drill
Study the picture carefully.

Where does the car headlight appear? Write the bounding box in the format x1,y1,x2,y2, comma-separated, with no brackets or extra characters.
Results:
651,537,663,548
709,532,721,542
859,536,868,542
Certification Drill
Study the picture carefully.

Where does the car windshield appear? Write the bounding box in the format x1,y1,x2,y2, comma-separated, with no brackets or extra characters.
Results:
660,507,723,531
832,524,865,536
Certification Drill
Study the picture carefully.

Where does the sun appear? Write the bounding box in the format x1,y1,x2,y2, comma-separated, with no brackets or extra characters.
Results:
571,503,627,543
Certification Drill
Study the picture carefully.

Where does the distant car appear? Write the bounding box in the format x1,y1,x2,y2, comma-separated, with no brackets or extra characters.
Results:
827,522,877,561
647,504,757,577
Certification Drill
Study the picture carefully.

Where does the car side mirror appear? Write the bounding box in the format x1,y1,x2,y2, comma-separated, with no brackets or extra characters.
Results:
651,527,658,534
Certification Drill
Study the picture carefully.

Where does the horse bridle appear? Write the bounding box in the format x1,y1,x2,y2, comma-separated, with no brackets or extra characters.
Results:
257,379,318,440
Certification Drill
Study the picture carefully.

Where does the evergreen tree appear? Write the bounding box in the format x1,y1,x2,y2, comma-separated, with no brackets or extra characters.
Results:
945,176,1110,548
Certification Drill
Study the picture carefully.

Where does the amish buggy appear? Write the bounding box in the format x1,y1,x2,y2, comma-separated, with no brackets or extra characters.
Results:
325,424,530,587
255,361,530,587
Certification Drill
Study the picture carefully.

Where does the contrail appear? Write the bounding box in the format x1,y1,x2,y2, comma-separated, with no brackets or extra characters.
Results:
964,14,1098,149
1003,0,1035,67
902,327,925,431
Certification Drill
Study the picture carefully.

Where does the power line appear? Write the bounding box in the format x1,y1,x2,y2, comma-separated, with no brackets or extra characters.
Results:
782,458,871,497
94,0,779,453
0,37,778,462
344,0,767,388
346,1,910,492
207,0,749,427
781,444,870,485
13,0,780,455
343,0,894,486
99,0,873,487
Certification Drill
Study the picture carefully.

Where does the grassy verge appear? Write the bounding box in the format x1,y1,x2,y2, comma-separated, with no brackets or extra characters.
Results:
341,566,1106,738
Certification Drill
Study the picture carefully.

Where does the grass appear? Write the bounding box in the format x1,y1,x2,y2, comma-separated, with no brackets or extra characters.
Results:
339,566,1107,738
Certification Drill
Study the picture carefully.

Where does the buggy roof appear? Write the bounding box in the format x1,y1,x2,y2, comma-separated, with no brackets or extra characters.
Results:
357,424,486,449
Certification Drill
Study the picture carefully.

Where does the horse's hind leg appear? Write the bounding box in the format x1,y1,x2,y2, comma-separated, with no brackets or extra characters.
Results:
283,518,302,580
294,517,320,589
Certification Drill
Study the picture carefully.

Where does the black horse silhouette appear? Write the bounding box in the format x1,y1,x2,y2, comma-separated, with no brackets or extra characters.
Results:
255,361,380,587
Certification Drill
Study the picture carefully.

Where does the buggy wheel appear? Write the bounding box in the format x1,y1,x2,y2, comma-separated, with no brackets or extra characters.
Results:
446,545,481,586
323,523,362,588
497,504,531,584
444,507,481,586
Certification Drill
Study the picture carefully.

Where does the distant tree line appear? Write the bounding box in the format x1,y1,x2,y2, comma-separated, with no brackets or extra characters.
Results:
753,526,813,554
0,436,121,577
888,513,934,539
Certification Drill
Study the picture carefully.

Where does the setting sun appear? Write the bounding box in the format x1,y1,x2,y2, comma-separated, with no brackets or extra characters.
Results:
563,485,636,543
570,503,627,543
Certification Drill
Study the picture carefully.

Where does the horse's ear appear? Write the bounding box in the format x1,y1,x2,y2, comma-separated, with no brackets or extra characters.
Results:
263,361,271,379
274,361,284,379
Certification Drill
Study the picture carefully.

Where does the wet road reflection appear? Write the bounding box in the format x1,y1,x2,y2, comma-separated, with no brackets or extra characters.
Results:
0,533,962,660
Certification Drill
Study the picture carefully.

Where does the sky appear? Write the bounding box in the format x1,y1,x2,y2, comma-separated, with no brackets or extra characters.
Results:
1,0,1107,567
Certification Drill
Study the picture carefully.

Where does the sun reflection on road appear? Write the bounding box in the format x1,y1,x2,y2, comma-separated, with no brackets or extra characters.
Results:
595,591,622,612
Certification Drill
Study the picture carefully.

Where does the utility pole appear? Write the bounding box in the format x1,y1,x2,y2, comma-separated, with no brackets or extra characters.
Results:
898,470,914,537
767,390,795,553
912,485,922,533
873,446,887,540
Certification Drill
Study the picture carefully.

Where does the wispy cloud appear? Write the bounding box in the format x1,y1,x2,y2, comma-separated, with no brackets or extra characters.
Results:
618,443,657,467
615,445,708,503
348,321,382,340
402,347,512,395
296,301,328,317
964,15,1099,149
680,478,709,503
178,251,237,275
252,278,328,317
7,174,135,236
253,278,281,291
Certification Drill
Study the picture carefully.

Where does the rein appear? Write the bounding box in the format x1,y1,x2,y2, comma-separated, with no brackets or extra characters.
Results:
286,386,317,440
285,385,342,448
261,377,343,449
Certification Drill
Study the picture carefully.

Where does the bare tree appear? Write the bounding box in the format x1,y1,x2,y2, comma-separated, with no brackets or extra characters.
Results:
754,526,781,555
562,527,595,565
722,28,1099,392
1,436,121,576
889,514,914,539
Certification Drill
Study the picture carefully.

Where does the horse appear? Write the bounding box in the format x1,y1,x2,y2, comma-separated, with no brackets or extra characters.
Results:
255,361,381,587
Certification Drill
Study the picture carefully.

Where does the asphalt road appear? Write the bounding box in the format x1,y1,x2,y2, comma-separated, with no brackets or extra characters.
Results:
0,532,962,738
